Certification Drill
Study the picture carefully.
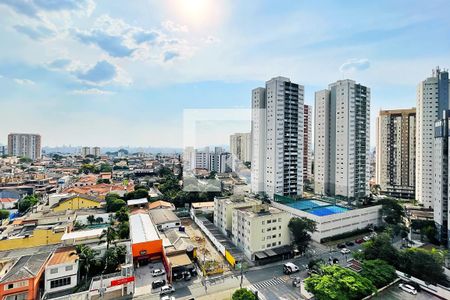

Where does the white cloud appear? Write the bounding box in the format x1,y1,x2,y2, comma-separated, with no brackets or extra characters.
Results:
162,20,188,33
70,88,114,95
13,78,35,85
340,58,370,73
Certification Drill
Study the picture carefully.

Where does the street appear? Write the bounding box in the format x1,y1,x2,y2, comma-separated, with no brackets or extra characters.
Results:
134,241,359,300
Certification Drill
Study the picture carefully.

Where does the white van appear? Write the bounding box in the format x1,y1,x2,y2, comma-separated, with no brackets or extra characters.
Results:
283,262,300,274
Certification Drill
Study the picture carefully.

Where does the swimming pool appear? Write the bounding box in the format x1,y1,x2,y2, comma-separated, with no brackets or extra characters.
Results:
285,200,328,210
307,205,349,216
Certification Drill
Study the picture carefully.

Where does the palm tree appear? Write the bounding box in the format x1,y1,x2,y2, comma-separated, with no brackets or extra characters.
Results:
73,245,97,283
99,226,118,250
87,215,95,225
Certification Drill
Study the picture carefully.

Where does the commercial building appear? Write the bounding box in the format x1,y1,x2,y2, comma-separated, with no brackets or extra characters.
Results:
314,79,370,201
44,247,79,295
231,204,291,262
230,132,251,170
433,110,450,246
376,108,416,198
417,67,450,208
7,133,41,160
50,194,102,212
251,76,304,198
303,104,313,183
272,196,382,242
130,213,162,263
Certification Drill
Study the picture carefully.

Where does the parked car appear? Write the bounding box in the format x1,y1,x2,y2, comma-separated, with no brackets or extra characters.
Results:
399,283,417,295
345,241,355,247
336,243,346,249
355,238,364,244
292,277,301,287
363,236,371,242
152,268,165,277
161,296,175,300
160,285,175,296
151,279,166,289
340,248,351,254
183,271,192,281
173,272,183,280
283,262,300,274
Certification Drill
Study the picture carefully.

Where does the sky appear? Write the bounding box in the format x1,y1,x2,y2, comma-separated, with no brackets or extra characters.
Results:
0,0,449,148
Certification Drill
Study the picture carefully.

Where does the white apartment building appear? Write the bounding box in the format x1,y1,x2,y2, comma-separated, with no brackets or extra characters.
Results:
231,204,291,261
44,247,79,295
195,147,210,170
7,133,41,160
213,196,261,236
81,146,101,157
376,108,416,198
433,110,450,247
251,77,304,198
303,104,313,182
417,68,450,208
314,79,370,201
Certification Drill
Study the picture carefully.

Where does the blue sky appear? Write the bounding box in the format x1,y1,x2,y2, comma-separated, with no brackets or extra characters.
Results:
0,0,449,147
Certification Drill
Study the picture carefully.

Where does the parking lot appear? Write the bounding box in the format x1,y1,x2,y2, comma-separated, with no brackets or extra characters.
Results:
373,283,441,300
134,261,166,296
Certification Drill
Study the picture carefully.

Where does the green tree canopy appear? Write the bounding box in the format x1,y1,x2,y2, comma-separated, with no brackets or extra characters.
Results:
232,288,256,300
115,207,129,222
399,248,446,285
305,265,376,300
360,259,397,288
380,198,405,225
360,233,401,268
0,210,10,221
17,194,39,213
288,217,317,254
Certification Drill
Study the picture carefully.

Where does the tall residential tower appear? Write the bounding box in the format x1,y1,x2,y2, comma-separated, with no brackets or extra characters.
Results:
416,67,450,208
7,133,41,160
251,76,304,198
303,104,313,183
376,108,416,198
314,79,370,200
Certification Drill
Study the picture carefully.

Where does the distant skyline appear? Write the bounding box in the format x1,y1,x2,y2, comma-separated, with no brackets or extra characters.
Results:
1,0,449,147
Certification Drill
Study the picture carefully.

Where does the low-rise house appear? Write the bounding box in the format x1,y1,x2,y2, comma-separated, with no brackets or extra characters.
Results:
0,252,51,300
148,200,175,211
0,198,18,210
44,247,79,295
51,194,102,212
149,209,181,231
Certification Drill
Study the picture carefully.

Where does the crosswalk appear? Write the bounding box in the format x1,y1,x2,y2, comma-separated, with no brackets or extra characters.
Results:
250,277,285,290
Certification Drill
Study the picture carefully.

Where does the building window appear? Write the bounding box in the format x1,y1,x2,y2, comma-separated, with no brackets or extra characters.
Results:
5,281,28,290
65,265,73,272
4,293,28,300
50,277,71,289
50,268,58,274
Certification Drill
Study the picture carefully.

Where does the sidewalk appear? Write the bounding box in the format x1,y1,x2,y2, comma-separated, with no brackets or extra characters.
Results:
196,289,235,300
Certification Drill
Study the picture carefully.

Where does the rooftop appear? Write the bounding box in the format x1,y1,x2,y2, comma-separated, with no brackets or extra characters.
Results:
149,209,180,225
191,201,214,209
127,198,148,206
0,252,51,283
61,228,105,241
47,246,78,266
130,213,159,244
148,200,174,210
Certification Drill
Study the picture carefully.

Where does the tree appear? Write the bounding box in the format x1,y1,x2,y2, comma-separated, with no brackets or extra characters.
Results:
360,259,397,288
87,215,95,225
232,288,256,300
115,207,129,222
95,217,104,224
421,224,439,244
100,226,118,250
305,265,376,300
288,217,317,254
106,198,126,212
74,245,98,283
398,248,447,285
19,157,33,164
360,232,401,268
0,210,9,222
117,221,130,239
17,195,39,213
99,163,112,173
380,198,405,226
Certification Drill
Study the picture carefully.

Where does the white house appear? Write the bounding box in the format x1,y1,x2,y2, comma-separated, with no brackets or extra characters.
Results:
44,247,79,294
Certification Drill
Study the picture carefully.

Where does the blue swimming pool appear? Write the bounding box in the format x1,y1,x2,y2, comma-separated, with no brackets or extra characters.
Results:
308,205,349,216
285,200,328,210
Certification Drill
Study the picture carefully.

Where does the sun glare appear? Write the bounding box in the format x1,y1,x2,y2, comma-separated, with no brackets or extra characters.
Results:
172,0,224,28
